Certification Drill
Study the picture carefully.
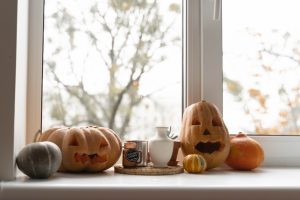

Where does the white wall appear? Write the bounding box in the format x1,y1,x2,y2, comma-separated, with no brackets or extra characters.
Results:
0,0,28,181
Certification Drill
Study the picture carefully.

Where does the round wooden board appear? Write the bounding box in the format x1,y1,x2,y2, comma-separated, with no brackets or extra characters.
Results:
114,164,184,175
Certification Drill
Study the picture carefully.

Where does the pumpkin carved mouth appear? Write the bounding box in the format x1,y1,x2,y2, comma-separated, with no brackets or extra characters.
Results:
195,142,222,154
74,153,107,164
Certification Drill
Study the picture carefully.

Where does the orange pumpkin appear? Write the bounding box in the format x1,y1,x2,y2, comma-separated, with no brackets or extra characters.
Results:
179,100,230,170
225,132,264,170
38,126,122,172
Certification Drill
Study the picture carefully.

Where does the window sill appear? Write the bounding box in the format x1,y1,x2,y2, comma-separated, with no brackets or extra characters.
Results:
1,167,300,200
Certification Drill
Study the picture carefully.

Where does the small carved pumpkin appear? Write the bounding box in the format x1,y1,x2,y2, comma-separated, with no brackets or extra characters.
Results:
179,100,230,170
37,126,122,173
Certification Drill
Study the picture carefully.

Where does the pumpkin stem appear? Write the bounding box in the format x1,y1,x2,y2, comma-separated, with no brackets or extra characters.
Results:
33,129,42,142
236,132,247,137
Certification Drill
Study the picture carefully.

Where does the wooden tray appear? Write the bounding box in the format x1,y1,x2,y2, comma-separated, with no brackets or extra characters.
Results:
114,164,183,175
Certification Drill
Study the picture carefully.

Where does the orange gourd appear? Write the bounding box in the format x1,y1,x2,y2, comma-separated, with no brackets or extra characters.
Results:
183,154,207,173
226,132,264,170
179,100,230,170
37,126,121,172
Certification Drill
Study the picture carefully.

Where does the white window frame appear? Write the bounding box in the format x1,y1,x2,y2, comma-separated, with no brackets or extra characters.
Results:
1,0,300,181
186,0,300,167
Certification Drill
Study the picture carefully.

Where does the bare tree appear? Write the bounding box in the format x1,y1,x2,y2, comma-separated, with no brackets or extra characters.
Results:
43,0,181,138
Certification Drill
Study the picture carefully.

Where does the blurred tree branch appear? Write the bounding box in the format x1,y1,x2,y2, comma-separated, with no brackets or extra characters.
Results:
44,0,181,137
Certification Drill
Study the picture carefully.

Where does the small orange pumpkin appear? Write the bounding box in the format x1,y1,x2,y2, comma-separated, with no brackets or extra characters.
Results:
183,154,207,173
37,126,122,172
226,132,264,170
179,100,230,170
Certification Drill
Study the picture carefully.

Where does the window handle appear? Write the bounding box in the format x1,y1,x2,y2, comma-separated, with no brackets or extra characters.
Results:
213,0,221,21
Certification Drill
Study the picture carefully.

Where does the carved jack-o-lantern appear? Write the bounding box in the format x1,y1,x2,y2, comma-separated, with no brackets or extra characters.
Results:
179,100,230,170
38,126,122,172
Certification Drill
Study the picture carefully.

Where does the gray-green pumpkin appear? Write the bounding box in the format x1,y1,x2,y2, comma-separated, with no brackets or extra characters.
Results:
16,142,62,179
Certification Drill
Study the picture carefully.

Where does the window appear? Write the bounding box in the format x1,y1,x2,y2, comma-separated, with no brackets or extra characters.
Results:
42,0,183,141
223,0,300,135
1,0,300,181
21,0,300,168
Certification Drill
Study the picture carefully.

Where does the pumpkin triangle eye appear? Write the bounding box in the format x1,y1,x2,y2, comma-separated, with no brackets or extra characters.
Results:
69,136,79,146
192,119,201,125
212,118,222,127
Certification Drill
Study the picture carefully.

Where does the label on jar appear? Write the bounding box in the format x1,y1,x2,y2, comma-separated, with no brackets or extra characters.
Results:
125,149,141,163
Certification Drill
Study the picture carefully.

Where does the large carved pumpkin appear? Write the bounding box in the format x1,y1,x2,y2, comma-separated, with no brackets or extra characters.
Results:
179,100,230,170
37,126,122,172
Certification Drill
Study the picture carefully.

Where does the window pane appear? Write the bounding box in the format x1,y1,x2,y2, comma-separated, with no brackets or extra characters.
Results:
223,0,300,135
43,0,183,140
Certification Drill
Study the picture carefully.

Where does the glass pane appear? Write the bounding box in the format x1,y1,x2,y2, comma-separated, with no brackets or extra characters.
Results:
223,0,300,135
43,0,183,140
